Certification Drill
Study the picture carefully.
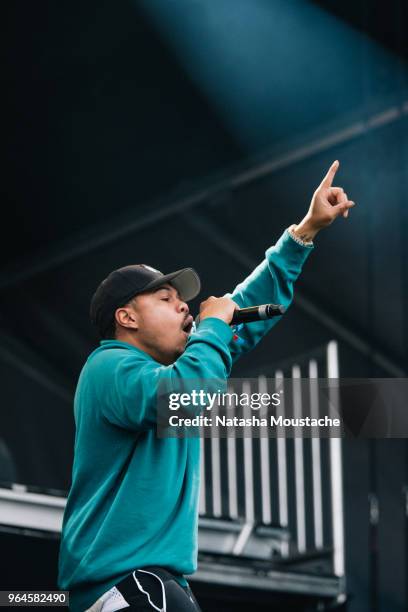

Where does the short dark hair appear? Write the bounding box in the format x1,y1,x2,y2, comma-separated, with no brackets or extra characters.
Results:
100,317,116,340
100,296,139,340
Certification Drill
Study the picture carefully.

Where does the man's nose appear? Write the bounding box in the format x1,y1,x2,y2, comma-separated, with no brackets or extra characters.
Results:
178,300,189,314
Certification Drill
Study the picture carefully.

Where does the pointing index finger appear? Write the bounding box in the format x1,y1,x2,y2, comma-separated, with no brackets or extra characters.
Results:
321,160,339,188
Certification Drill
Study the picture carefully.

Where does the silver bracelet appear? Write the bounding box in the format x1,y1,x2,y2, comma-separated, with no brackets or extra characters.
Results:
287,224,314,247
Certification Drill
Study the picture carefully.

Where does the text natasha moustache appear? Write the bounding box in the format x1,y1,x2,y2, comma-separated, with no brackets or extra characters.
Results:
167,414,341,428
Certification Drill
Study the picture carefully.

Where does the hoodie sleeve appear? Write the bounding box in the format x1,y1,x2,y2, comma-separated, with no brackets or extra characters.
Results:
95,318,233,431
225,228,314,363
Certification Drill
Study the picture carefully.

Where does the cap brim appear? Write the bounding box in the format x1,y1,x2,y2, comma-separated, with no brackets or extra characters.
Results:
144,268,201,302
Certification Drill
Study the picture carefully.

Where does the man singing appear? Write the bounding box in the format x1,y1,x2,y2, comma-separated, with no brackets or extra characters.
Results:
58,161,354,611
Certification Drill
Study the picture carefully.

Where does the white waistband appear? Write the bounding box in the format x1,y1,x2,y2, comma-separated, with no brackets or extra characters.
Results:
85,586,129,612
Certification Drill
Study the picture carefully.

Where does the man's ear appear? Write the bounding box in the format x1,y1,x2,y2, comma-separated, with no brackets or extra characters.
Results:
115,306,139,331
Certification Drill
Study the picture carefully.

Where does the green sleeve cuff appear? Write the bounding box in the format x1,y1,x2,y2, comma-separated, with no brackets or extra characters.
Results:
284,227,315,250
196,317,234,344
266,228,314,266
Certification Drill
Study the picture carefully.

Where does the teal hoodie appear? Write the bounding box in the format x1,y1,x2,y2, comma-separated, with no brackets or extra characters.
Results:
58,229,313,611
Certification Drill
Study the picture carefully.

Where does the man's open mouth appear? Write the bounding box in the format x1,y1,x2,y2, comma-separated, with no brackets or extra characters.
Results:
182,315,194,334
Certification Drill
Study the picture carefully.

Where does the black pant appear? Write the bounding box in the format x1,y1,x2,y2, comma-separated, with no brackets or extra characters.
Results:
114,566,202,611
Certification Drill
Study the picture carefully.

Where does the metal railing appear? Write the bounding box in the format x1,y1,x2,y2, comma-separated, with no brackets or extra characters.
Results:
197,341,345,597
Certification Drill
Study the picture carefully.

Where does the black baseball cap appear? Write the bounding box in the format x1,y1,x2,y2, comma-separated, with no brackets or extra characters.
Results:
90,264,201,337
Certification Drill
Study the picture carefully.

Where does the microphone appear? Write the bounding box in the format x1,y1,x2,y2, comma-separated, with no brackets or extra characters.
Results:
194,303,286,328
231,303,285,324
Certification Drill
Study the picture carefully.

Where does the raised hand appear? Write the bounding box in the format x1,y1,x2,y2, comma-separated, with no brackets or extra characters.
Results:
292,160,356,242
310,160,355,226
